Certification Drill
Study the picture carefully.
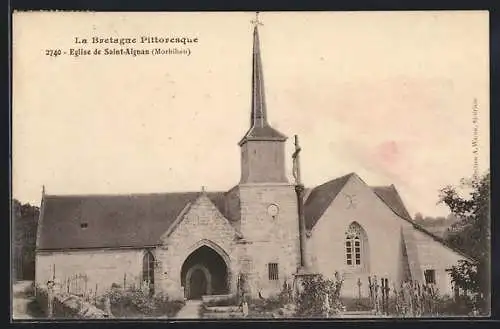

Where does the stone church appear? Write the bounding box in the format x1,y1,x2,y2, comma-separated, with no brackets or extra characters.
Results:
35,21,473,301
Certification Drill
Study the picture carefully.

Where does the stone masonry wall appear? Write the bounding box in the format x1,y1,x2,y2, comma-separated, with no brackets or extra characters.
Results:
36,249,143,296
411,227,467,296
309,174,414,298
238,183,300,298
308,173,467,298
225,186,242,231
35,284,110,319
157,194,240,300
240,141,288,184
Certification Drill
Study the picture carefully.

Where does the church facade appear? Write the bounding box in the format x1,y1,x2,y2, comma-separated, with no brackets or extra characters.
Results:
35,23,472,301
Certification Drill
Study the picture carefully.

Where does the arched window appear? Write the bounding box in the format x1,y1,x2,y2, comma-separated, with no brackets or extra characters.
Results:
142,250,155,288
345,222,368,268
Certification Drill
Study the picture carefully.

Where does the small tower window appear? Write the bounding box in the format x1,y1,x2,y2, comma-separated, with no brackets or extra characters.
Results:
268,263,279,280
80,222,88,229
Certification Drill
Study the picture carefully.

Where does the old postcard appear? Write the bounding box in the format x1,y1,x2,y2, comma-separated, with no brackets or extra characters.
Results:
11,11,490,320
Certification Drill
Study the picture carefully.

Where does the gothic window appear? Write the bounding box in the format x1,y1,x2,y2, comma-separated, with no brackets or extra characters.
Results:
345,222,366,267
268,263,279,280
142,250,155,286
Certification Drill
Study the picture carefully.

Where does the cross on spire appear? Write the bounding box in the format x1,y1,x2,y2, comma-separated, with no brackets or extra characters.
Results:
251,11,263,27
238,11,287,146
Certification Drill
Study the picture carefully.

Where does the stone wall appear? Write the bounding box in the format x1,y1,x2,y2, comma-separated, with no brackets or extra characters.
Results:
36,249,143,295
240,141,288,184
225,186,242,230
411,227,467,295
308,174,405,298
157,194,240,299
35,285,110,319
238,183,300,298
307,173,467,298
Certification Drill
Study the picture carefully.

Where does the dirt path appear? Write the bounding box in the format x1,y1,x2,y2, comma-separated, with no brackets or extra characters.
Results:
174,300,202,319
13,296,35,319
12,281,43,320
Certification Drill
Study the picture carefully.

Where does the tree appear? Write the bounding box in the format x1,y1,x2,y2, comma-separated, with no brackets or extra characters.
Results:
12,199,40,280
414,212,424,223
446,213,458,222
438,171,490,314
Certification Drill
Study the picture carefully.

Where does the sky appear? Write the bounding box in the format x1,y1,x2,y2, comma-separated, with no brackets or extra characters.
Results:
12,11,489,217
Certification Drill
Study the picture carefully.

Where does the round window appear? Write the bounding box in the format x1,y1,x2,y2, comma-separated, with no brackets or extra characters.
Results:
267,204,279,217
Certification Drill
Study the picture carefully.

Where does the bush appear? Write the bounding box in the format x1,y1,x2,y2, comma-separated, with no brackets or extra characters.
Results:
436,295,476,316
246,282,294,318
446,260,488,314
102,286,184,318
247,297,283,318
249,295,284,313
294,273,344,318
152,291,185,317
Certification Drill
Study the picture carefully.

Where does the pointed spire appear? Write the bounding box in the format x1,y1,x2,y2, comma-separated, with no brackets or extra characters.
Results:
251,12,267,128
239,12,287,146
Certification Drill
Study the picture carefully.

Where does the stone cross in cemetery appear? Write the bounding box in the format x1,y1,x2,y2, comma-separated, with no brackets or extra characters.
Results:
47,279,55,318
292,134,320,297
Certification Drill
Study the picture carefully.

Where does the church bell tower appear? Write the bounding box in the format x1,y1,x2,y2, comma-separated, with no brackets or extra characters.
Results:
236,14,300,298
238,17,288,184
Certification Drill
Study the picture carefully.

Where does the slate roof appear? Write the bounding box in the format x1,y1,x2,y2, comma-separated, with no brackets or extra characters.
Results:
37,173,475,262
303,173,414,231
372,185,412,220
304,173,354,230
303,173,475,261
239,125,288,145
37,191,233,250
372,184,476,262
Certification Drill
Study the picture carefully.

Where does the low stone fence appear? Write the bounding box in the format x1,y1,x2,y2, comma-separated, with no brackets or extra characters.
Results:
35,285,111,319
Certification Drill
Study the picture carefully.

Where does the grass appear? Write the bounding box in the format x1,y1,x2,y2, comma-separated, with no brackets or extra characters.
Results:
341,297,373,312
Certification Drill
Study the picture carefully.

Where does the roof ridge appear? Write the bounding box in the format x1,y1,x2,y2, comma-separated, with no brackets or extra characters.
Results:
304,172,355,231
409,216,477,263
370,185,392,189
311,172,355,191
44,191,228,198
372,187,477,263
38,189,235,250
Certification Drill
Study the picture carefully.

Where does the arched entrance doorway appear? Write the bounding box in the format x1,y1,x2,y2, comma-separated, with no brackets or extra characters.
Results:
186,265,211,299
181,244,229,300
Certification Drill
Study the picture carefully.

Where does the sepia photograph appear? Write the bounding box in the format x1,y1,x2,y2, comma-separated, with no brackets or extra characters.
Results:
11,11,490,320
